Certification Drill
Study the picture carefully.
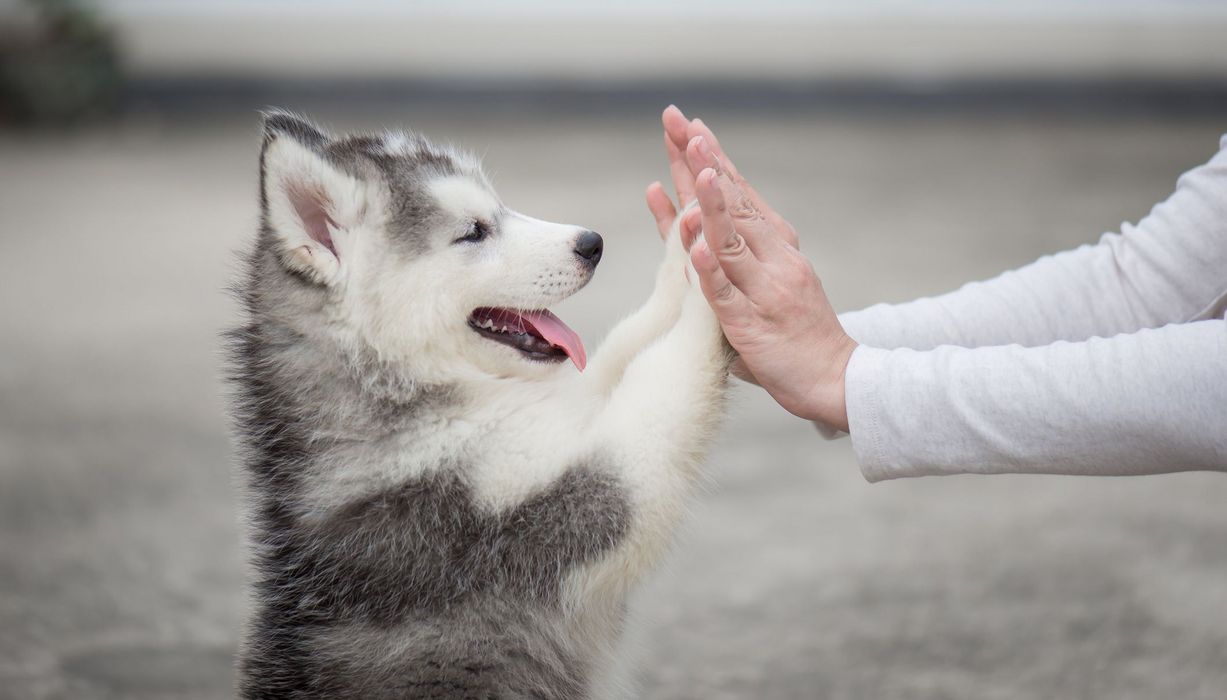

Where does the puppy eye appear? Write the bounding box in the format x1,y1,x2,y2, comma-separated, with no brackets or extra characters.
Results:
455,220,490,244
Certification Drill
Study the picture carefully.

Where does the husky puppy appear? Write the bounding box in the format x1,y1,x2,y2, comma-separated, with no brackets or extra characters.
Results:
227,111,732,699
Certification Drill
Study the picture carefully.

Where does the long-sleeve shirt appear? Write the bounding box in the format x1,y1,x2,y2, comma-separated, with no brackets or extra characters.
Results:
837,135,1227,482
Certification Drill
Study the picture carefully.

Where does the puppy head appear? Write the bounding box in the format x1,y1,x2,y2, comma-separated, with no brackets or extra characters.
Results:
257,111,600,383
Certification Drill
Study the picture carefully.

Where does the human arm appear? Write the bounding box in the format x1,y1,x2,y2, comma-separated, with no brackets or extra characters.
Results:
848,319,1227,480
656,109,1227,479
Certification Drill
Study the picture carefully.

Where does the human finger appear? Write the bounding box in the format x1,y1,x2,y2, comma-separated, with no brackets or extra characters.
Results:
690,238,755,319
662,104,691,154
693,167,765,293
686,118,744,182
686,118,800,249
680,206,702,250
662,109,696,206
686,137,782,260
645,181,677,240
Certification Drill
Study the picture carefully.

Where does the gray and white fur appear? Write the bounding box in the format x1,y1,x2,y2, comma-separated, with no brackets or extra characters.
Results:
227,111,732,698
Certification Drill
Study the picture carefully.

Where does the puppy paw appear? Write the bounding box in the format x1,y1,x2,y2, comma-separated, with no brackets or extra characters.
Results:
653,211,694,296
680,275,724,341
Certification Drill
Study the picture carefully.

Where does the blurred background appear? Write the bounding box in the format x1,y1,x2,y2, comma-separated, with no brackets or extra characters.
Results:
2,1,1226,698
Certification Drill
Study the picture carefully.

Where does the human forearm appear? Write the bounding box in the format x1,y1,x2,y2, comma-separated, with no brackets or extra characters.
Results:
846,319,1227,481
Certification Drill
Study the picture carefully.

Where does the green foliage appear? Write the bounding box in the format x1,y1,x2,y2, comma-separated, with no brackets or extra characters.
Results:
0,0,123,125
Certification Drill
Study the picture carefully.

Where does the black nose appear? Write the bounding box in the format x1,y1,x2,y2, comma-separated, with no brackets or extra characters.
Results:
574,230,603,267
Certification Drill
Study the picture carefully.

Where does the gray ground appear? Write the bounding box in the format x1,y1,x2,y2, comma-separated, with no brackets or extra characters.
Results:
1,109,1225,699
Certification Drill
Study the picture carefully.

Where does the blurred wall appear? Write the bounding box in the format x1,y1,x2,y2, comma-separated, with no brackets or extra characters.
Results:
87,0,1227,84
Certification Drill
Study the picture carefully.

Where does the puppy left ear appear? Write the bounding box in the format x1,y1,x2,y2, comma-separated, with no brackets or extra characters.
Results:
259,110,368,284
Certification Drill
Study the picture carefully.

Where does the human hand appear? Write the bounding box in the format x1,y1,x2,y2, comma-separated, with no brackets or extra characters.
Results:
646,107,857,431
646,106,797,385
645,105,799,250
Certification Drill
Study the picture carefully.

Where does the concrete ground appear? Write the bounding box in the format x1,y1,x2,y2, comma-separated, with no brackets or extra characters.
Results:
1,108,1225,699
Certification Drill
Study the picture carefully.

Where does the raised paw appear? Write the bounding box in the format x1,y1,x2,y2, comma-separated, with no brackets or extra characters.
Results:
680,268,725,343
651,208,695,296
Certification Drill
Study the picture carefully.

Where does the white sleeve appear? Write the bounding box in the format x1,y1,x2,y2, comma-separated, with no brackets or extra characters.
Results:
839,134,1227,351
845,320,1227,482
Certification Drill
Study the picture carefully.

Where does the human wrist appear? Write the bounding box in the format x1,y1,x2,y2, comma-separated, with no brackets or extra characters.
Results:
809,334,858,431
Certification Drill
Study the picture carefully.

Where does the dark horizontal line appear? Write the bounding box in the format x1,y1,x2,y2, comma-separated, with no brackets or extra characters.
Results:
122,77,1227,117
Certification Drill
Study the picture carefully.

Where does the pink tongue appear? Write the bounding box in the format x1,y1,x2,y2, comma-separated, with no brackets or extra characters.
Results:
520,309,587,371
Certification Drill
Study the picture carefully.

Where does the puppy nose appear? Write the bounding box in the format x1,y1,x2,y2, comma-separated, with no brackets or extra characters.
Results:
574,230,603,266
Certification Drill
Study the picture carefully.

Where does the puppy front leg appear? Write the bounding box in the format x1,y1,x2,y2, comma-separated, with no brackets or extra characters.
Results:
586,284,732,588
584,208,694,394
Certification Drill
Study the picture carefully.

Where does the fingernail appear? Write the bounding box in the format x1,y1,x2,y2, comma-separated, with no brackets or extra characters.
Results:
696,136,713,161
695,138,722,172
693,240,714,268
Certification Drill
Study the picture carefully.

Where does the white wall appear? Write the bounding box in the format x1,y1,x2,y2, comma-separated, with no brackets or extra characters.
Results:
90,0,1227,82
95,0,1227,21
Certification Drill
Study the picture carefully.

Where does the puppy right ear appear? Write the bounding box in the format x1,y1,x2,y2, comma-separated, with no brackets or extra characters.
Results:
259,110,368,284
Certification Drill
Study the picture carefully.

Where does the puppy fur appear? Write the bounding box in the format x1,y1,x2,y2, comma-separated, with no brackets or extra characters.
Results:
227,111,732,698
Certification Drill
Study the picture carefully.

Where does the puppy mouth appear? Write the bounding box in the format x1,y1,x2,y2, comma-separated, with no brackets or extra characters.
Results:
468,307,587,371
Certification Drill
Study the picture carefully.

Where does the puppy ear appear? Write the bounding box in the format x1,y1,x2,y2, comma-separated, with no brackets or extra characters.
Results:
259,110,367,283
